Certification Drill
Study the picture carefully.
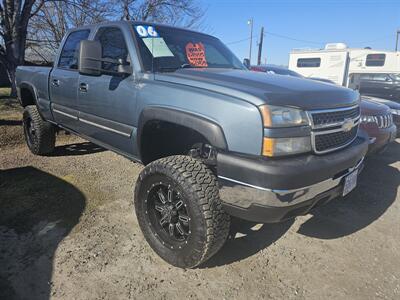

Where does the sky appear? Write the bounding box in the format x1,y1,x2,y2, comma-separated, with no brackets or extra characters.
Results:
200,0,400,66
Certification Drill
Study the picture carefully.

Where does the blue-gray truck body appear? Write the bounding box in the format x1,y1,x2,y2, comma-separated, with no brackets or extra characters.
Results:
16,21,368,223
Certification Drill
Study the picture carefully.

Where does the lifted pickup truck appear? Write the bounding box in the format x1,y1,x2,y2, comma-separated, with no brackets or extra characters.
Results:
16,21,368,268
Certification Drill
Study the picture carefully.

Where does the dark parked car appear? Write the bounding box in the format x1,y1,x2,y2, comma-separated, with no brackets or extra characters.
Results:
362,96,400,137
359,99,397,154
357,73,400,100
251,65,397,153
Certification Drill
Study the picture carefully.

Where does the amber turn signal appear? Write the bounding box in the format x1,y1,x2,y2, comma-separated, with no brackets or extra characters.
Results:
262,137,275,157
259,105,272,127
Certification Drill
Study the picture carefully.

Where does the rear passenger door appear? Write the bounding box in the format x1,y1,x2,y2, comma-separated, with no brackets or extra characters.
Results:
50,29,90,130
77,26,138,156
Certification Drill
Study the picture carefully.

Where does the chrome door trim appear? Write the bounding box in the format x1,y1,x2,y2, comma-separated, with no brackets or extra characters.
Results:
52,108,78,120
79,117,131,137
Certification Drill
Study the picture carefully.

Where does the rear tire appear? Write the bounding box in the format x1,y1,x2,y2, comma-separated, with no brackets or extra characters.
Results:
23,105,56,155
134,155,230,268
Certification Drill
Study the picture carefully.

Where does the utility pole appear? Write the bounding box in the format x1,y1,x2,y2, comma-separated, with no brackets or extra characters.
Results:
247,18,253,64
396,29,400,52
257,26,264,65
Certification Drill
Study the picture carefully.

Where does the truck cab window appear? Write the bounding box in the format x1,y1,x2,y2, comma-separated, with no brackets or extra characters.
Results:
95,27,130,72
58,30,90,69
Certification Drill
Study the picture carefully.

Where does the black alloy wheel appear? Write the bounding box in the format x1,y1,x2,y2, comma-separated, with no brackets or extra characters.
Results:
146,181,191,247
134,155,230,268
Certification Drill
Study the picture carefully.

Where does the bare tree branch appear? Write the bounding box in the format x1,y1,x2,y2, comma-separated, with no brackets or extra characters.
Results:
115,0,205,29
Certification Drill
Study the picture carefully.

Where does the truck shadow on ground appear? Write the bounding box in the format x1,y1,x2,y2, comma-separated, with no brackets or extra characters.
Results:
0,119,21,126
202,218,294,268
0,167,86,300
49,141,105,157
298,141,399,239
204,140,399,267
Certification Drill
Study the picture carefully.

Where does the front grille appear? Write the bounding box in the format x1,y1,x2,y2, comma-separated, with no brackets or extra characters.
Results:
312,106,360,126
393,114,400,125
315,127,358,152
375,114,393,129
308,105,360,154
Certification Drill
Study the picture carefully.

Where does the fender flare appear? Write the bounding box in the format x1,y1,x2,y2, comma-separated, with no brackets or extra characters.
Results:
18,82,39,107
137,106,228,157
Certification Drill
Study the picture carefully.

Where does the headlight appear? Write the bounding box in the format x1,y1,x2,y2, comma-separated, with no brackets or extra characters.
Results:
391,109,400,116
360,115,375,123
259,105,309,127
263,136,311,157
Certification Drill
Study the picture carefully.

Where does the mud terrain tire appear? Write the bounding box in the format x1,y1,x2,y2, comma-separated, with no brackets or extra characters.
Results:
134,155,230,268
23,105,56,155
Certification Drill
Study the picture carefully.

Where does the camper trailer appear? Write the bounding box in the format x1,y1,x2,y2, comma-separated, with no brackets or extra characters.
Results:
288,43,400,91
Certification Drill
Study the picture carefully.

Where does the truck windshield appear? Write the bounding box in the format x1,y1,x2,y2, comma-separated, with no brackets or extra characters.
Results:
132,24,245,72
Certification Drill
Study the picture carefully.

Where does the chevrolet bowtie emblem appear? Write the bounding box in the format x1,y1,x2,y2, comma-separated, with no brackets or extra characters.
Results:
342,118,354,132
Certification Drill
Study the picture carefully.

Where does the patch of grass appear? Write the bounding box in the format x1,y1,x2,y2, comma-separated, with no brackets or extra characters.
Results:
0,88,18,113
0,98,21,115
0,87,11,98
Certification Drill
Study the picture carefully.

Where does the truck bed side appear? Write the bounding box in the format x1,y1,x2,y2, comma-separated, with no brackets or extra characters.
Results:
16,66,54,121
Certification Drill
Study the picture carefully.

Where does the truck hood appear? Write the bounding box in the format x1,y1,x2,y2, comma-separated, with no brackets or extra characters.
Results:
154,68,359,110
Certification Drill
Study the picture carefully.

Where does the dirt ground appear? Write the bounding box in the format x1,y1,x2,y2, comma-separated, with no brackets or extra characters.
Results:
1,100,400,300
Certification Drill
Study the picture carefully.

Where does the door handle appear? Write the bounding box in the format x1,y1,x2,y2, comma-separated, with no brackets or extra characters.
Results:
52,79,60,87
79,83,88,92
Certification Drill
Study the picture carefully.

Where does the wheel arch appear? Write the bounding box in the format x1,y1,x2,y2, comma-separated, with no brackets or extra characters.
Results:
137,106,228,164
18,82,38,107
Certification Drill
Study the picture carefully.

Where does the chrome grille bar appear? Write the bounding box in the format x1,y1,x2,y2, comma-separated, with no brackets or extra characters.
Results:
307,105,360,154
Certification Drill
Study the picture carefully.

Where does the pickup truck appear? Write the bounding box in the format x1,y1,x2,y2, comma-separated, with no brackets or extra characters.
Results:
16,21,368,268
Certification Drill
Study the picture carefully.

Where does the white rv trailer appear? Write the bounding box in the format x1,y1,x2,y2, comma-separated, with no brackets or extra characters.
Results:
288,43,400,88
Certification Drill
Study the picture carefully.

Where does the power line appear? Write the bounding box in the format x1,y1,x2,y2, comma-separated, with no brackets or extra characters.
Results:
264,31,324,45
226,32,324,46
225,37,251,45
350,34,392,45
226,31,394,48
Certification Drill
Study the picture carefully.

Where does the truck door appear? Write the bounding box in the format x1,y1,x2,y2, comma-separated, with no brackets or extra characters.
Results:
50,29,90,130
77,26,138,157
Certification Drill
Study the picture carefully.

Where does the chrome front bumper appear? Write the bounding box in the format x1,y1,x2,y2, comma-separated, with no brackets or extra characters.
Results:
219,158,364,209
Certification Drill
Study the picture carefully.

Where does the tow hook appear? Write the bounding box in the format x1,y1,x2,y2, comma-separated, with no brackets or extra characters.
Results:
189,144,217,165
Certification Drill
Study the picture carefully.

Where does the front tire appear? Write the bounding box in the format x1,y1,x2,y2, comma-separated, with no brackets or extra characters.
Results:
23,105,56,155
134,155,230,268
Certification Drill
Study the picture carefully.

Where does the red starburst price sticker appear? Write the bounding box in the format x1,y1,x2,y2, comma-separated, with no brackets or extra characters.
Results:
185,42,208,67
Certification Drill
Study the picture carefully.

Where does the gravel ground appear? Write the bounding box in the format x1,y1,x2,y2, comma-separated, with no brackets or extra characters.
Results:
1,103,399,300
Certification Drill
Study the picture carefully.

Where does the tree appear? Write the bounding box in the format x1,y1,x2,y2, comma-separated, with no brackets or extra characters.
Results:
27,0,113,62
0,0,45,96
118,0,204,28
0,0,205,97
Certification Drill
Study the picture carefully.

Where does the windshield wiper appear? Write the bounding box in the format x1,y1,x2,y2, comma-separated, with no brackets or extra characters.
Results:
157,64,194,72
180,63,193,69
157,66,180,72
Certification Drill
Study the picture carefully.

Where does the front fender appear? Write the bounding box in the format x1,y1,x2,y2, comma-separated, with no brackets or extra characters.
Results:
137,106,228,157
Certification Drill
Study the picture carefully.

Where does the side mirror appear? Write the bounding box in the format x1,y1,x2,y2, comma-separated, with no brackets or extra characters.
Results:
243,58,250,69
117,58,133,75
79,40,102,76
